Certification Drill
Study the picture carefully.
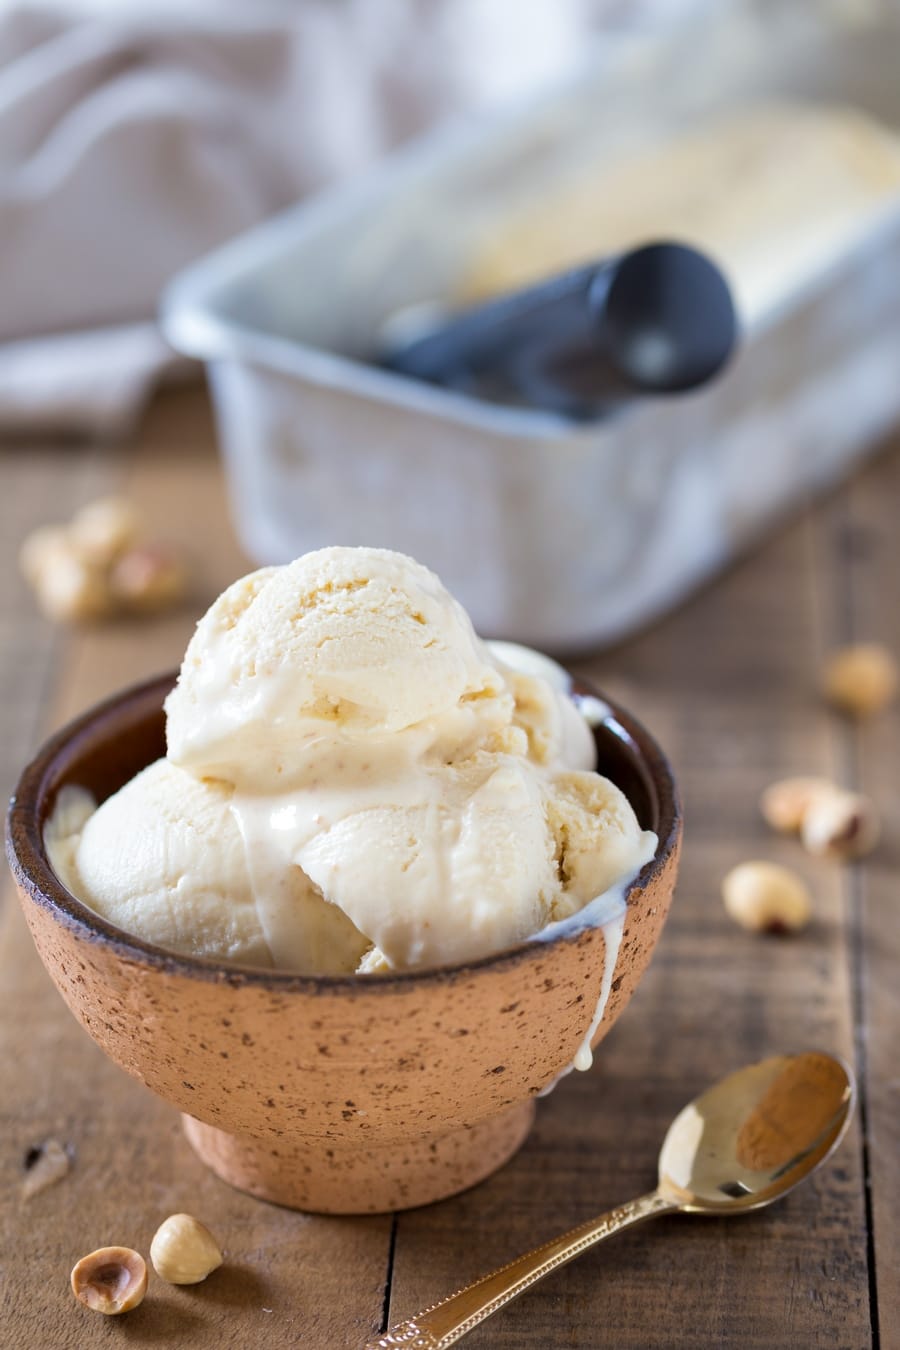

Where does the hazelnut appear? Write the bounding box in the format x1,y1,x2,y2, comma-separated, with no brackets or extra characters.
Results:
150,1213,223,1285
759,776,837,834
110,546,186,613
722,861,812,934
70,1246,147,1315
18,525,72,586
69,496,139,567
823,643,897,718
802,790,879,861
33,552,113,623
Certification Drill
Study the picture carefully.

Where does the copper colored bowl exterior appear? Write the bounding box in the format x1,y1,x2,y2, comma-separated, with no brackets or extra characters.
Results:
6,674,680,1214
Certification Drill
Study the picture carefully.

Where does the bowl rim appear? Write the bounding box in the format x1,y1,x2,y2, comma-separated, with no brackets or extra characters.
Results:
6,670,680,993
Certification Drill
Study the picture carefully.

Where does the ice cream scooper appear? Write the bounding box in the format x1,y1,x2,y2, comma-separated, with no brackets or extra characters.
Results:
381,242,737,420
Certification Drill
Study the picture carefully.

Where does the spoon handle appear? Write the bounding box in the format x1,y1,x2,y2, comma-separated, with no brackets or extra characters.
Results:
365,1189,675,1349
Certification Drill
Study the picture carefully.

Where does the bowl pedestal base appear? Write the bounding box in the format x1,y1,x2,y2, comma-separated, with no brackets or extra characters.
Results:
182,1100,536,1214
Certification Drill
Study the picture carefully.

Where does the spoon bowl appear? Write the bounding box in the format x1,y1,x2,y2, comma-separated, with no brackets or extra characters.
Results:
658,1051,854,1213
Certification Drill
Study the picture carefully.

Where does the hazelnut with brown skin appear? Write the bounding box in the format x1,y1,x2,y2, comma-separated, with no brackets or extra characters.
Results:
150,1214,223,1285
823,643,898,718
70,1247,147,1315
722,861,812,934
802,790,879,861
110,546,187,613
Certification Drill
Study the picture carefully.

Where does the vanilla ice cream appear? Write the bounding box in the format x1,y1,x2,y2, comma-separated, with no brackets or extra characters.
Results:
165,548,516,787
47,547,656,973
462,102,900,326
47,761,370,973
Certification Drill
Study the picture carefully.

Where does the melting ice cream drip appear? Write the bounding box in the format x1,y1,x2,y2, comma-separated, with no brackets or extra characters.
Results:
531,876,633,1094
572,905,626,1072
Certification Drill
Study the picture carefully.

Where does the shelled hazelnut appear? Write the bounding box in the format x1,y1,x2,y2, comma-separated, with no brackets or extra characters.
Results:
759,776,836,835
823,643,897,718
150,1214,223,1285
70,1247,147,1315
722,861,812,935
18,525,71,587
801,790,879,861
69,496,139,567
34,553,114,623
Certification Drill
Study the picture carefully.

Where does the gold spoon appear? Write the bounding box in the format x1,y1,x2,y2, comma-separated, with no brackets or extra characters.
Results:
366,1051,855,1349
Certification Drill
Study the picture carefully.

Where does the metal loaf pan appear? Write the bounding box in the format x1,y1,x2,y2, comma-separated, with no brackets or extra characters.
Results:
162,2,900,650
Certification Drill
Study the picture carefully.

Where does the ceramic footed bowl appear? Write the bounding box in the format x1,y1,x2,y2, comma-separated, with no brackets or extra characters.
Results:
7,673,680,1215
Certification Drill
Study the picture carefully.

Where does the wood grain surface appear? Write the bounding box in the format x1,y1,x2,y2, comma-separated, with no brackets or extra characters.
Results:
1,387,895,1349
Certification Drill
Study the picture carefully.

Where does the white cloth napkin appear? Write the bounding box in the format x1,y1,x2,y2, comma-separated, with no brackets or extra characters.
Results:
0,0,705,437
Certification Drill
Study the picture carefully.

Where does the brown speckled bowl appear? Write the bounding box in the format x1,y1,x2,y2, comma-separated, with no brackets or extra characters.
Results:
6,673,680,1214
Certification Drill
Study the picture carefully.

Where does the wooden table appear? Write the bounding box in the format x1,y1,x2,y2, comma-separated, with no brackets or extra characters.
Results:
1,387,896,1349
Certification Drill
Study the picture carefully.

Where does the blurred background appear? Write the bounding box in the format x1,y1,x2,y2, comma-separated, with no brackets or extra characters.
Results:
4,0,900,652
0,0,721,442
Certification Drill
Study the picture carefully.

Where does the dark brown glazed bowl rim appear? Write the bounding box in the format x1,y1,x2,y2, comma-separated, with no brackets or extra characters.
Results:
6,670,680,993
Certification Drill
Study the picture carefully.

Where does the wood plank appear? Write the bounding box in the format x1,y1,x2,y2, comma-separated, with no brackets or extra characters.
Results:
826,442,900,1348
0,388,392,1349
0,441,119,807
46,389,250,727
385,485,874,1344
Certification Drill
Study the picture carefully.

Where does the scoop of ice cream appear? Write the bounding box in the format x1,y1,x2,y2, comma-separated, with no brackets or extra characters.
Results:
166,547,513,787
506,669,595,770
43,784,97,886
487,640,595,771
295,753,555,968
51,759,369,974
544,771,656,905
293,751,653,970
